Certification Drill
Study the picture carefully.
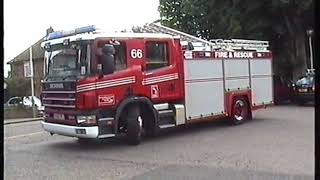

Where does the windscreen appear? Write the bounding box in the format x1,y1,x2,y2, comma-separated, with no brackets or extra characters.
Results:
48,49,78,77
46,43,89,80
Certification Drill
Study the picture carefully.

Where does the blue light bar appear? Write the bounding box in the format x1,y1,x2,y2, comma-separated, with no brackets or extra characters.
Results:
46,25,96,40
75,25,96,34
46,31,63,40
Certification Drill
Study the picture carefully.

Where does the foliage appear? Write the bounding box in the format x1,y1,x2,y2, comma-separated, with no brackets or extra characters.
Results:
159,0,314,79
6,77,31,98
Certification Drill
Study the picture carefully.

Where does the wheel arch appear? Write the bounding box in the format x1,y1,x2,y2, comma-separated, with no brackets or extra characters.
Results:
226,90,252,118
115,96,158,132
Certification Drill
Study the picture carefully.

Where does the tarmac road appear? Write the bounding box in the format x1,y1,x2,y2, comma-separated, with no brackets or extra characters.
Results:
4,105,314,180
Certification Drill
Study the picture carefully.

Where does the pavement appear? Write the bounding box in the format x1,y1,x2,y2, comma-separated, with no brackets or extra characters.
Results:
4,117,43,125
4,105,314,180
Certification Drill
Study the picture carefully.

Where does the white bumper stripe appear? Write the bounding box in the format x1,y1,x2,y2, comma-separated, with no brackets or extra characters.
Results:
41,121,99,138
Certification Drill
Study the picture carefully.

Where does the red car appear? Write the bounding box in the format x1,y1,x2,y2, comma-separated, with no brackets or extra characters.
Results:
273,75,293,105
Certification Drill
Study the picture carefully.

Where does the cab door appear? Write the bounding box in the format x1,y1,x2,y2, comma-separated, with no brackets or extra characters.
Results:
141,40,181,103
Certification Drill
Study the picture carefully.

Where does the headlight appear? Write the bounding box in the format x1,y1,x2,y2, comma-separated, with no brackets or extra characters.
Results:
77,115,96,124
312,86,315,91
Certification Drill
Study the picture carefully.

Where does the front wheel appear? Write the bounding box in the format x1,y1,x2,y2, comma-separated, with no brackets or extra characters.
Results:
126,107,142,145
230,97,250,125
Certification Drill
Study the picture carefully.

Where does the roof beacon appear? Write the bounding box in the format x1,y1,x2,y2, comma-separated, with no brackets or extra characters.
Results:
46,25,96,40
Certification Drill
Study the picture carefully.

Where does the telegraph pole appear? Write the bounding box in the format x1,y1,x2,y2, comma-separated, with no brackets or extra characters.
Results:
30,46,36,118
307,29,314,70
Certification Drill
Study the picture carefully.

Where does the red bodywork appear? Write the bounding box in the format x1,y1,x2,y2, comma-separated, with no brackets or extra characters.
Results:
42,36,273,129
75,38,185,112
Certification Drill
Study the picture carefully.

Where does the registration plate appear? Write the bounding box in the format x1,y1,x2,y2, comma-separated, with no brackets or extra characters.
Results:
298,89,308,92
53,113,65,120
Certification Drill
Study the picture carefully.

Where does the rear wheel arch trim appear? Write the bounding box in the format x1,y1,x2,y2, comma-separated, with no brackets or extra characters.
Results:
226,90,252,116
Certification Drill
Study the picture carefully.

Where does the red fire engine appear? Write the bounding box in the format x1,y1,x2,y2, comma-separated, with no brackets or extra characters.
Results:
40,24,273,145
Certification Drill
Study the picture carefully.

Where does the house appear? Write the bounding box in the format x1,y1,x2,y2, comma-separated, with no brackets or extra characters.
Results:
7,38,45,97
6,27,54,97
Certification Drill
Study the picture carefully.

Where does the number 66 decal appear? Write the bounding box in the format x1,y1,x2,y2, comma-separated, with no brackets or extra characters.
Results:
130,49,143,59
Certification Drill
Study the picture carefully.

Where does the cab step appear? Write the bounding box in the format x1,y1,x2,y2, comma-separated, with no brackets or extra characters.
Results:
159,124,175,129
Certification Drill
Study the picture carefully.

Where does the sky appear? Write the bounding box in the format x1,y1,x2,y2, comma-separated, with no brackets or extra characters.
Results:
4,0,160,77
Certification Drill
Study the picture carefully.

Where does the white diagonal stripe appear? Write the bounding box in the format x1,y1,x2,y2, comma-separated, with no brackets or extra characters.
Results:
77,79,134,91
142,74,179,85
76,76,135,91
144,73,178,81
77,76,135,89
77,79,135,93
95,80,135,89
144,75,178,84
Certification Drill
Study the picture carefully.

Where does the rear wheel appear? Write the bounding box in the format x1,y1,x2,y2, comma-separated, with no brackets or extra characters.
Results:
231,97,250,125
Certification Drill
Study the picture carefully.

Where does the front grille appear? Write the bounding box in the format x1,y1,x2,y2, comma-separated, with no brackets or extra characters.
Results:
42,91,76,108
42,81,77,109
41,81,79,125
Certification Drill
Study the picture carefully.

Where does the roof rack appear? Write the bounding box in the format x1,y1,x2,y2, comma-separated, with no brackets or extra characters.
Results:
141,23,270,52
210,39,269,52
142,23,213,50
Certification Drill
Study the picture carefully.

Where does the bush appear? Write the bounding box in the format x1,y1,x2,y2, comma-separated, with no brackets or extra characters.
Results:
4,106,38,119
6,77,31,98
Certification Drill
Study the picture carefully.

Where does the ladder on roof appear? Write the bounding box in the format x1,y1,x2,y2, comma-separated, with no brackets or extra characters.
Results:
142,23,213,46
141,23,270,52
210,39,269,52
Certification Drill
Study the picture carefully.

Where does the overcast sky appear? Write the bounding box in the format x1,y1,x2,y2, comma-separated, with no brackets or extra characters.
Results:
4,0,160,77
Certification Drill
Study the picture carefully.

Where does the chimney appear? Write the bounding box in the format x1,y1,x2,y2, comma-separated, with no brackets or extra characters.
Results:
46,27,54,35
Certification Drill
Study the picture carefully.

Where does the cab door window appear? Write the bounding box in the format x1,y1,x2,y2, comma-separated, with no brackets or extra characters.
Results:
98,40,127,74
145,42,169,71
114,42,127,71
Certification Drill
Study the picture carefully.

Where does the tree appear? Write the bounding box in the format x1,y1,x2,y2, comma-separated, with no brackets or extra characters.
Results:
6,78,31,98
159,0,314,79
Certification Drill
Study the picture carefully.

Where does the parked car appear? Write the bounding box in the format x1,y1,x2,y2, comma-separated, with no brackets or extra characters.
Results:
4,96,44,116
4,97,23,108
291,69,315,105
23,96,44,111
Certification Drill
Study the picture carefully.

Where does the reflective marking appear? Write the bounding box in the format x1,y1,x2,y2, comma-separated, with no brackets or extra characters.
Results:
99,118,114,121
98,134,115,138
5,131,45,140
142,73,179,85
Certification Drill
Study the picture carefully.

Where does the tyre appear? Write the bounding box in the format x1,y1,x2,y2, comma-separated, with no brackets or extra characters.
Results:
143,113,157,137
126,106,142,145
230,97,250,125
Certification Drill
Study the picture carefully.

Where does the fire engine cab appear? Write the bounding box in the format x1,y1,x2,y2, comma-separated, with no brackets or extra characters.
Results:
40,24,273,145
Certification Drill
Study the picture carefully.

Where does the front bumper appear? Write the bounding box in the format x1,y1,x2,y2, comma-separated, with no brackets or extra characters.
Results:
41,121,115,138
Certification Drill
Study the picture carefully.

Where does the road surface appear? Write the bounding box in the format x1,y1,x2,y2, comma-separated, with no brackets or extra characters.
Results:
4,105,314,180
